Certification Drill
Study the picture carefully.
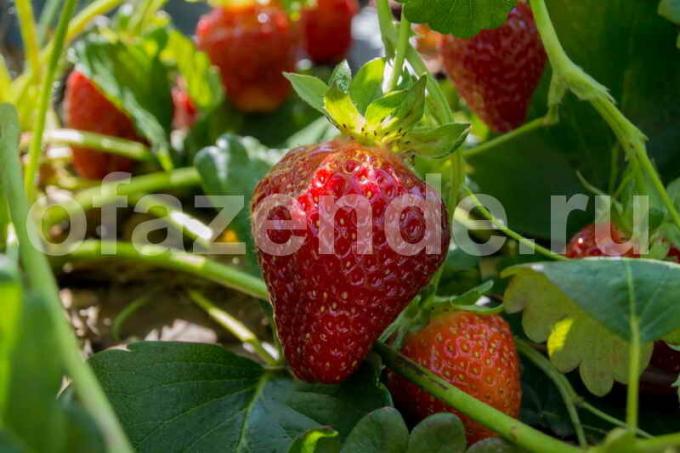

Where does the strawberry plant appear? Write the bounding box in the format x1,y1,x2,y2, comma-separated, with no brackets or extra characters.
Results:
0,0,680,451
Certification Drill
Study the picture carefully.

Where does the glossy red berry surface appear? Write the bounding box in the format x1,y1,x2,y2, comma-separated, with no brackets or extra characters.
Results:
440,3,546,132
64,71,138,180
302,0,358,65
196,3,296,113
388,311,521,444
251,139,450,383
564,223,638,258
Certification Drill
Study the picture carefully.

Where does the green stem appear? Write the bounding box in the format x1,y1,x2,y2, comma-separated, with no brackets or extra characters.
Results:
516,340,587,448
374,342,580,453
24,0,78,203
464,117,550,159
43,129,154,162
111,294,152,342
0,104,133,452
529,0,680,231
42,167,201,227
635,432,680,450
463,187,567,261
188,290,278,367
577,402,651,439
375,0,396,59
387,13,411,91
58,240,269,301
15,0,41,74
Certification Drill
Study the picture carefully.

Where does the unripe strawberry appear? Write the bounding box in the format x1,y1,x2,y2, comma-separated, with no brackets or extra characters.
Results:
252,138,450,384
388,311,522,444
440,3,546,132
196,3,297,113
64,71,138,180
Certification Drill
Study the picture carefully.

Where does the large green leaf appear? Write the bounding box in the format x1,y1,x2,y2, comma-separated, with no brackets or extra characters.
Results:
406,413,466,453
468,0,680,237
341,407,409,453
89,342,391,452
3,295,103,452
0,255,20,417
401,0,517,38
72,32,174,169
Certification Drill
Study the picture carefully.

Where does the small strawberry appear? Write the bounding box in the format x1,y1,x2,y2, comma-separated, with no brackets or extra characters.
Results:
564,223,638,258
301,0,358,65
196,2,297,113
172,86,197,130
251,139,450,384
64,71,139,180
440,3,546,132
387,311,521,444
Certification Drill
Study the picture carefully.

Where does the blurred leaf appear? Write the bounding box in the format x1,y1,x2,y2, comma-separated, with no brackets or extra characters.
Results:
194,134,282,273
504,264,654,396
0,255,20,417
72,33,174,170
659,0,680,23
340,407,409,453
401,0,516,38
89,342,391,452
164,31,224,112
407,413,466,453
240,97,322,148
0,56,11,104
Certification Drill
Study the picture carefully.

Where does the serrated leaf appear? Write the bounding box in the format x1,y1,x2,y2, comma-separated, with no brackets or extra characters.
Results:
164,30,224,112
89,342,391,452
72,33,174,170
364,77,426,138
350,58,386,114
406,413,466,453
401,123,468,158
194,134,282,272
285,73,329,115
402,0,516,39
504,268,653,396
0,255,20,417
340,407,409,453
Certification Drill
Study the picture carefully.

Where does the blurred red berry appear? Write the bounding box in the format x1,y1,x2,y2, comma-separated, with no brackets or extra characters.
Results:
302,0,358,65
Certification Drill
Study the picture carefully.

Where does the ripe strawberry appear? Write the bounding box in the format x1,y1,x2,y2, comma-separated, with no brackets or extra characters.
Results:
251,139,450,384
301,0,358,65
196,2,296,113
387,311,521,444
172,86,197,130
564,223,638,258
414,24,442,60
64,71,138,180
440,3,546,132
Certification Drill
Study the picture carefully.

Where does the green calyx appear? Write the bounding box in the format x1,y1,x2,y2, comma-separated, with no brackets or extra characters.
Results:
285,59,468,158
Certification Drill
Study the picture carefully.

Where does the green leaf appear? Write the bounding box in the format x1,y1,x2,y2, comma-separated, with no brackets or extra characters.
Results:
659,0,680,23
406,413,466,453
503,265,653,396
194,134,282,273
285,73,330,115
466,438,522,452
329,61,352,93
289,427,338,453
400,123,468,158
364,77,427,139
72,33,174,170
324,86,364,137
0,255,21,416
0,56,11,104
3,295,104,452
350,58,386,114
164,30,224,112
402,0,516,38
340,407,409,453
89,342,391,452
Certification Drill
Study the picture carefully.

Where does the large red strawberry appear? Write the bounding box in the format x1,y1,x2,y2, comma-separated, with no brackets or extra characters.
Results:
251,139,450,383
564,223,639,258
301,0,358,65
440,3,546,132
196,2,296,113
64,71,139,180
387,311,522,444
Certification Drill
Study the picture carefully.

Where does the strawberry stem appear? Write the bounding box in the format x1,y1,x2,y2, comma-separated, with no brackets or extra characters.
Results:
41,167,201,227
14,0,41,77
188,290,280,367
57,240,270,300
528,0,680,232
374,341,581,453
387,13,411,91
0,104,134,452
463,116,551,159
40,129,154,162
23,0,79,203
